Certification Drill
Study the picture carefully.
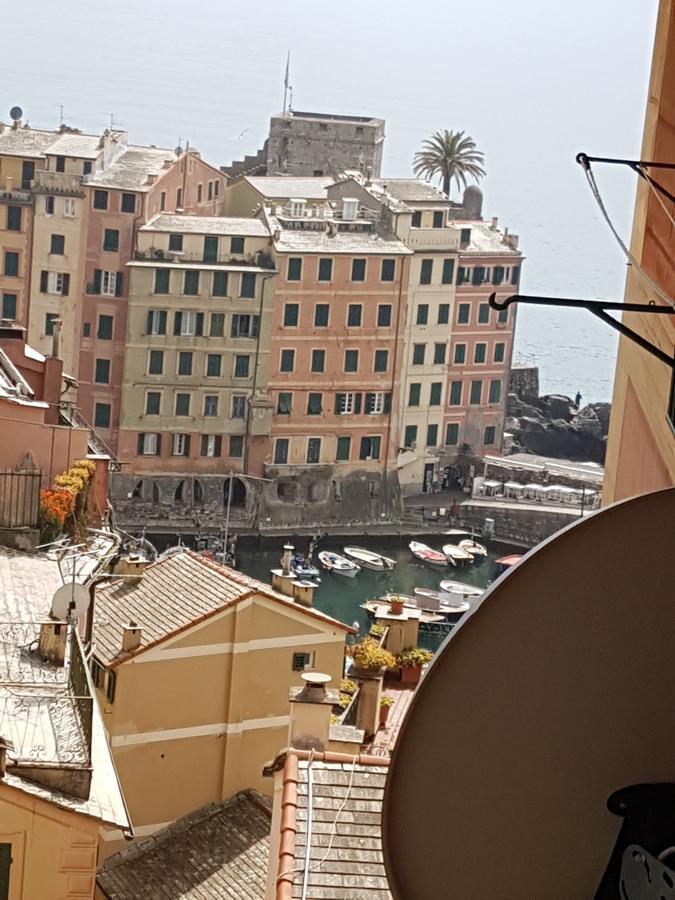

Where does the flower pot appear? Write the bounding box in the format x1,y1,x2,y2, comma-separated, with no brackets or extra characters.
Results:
379,704,391,726
400,664,422,685
389,598,404,615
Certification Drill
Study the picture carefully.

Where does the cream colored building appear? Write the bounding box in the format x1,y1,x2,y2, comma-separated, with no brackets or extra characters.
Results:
223,175,334,218
91,550,351,852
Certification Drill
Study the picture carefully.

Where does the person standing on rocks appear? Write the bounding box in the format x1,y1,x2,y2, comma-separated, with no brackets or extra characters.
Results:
575,391,582,409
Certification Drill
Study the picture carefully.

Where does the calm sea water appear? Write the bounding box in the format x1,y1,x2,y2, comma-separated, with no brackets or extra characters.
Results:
3,0,659,402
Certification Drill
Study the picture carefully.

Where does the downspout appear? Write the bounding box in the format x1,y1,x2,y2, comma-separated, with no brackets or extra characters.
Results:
244,271,275,476
382,252,409,518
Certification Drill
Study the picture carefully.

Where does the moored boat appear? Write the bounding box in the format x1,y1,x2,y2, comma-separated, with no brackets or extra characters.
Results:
439,579,484,598
459,538,488,560
495,554,523,575
318,550,360,577
361,599,445,626
409,541,448,567
343,546,396,571
442,543,474,566
291,554,321,580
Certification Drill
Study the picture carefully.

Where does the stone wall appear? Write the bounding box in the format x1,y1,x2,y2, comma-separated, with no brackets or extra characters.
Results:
509,366,539,400
267,114,384,177
456,501,585,547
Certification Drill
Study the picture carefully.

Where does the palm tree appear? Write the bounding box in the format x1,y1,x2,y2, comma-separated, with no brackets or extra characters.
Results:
413,130,485,197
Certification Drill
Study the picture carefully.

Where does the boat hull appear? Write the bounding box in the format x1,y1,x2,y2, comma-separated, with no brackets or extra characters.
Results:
318,551,360,577
409,541,447,567
343,546,395,571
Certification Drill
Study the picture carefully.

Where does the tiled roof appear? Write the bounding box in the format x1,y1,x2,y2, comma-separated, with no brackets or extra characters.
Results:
85,145,178,191
269,750,392,900
141,213,270,236
371,178,448,203
0,126,62,158
93,550,353,666
47,132,101,159
97,790,270,898
246,176,334,200
0,548,62,620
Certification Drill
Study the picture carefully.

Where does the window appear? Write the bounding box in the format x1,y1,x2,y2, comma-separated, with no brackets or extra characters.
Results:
231,314,259,338
377,305,392,327
314,304,329,327
408,383,421,406
203,236,218,263
174,311,203,336
381,259,395,282
210,312,225,336
7,206,21,231
347,304,362,327
232,395,247,418
484,425,496,445
178,352,193,376
147,309,167,335
478,303,490,324
83,160,92,176
359,436,381,460
469,380,482,405
208,181,214,201
442,259,455,284
101,271,117,297
45,196,55,215
201,434,222,458
474,343,487,364
45,313,59,336
412,344,425,365
365,392,389,414
206,353,222,376
83,322,91,337
197,184,203,203
429,382,442,406
172,433,190,456
175,393,191,416
420,259,433,285
235,355,250,378
176,187,183,208
336,392,360,415
404,425,417,447
280,349,295,373
344,349,358,372
146,392,161,415
154,269,170,294
102,228,119,252
437,303,449,324
336,436,351,461
320,259,333,281
204,395,218,416
472,266,485,286
433,210,444,228
64,198,75,217
94,403,111,428
240,273,256,298
1,293,17,320
426,424,438,446
97,315,113,340
283,303,299,327
488,379,502,403
212,271,228,297
231,237,245,255
287,258,302,281
511,266,521,285
415,304,429,326
449,381,462,405
457,303,470,324
214,180,220,197
41,271,70,296
351,258,366,281
148,349,164,374
494,342,505,363
307,393,322,415
292,651,315,671
454,343,466,364
184,270,200,295
138,433,160,456
460,227,471,245
311,349,325,373
411,211,422,227
55,155,65,173
4,252,19,276
121,192,136,213
274,438,289,464
94,359,110,384
229,435,244,458
277,392,292,415
307,438,321,464
433,343,446,364
374,349,388,372
168,233,183,252
492,265,505,285
446,423,460,445
498,308,509,324
93,190,108,210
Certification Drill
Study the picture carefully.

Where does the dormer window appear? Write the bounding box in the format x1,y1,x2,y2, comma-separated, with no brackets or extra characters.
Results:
290,198,306,218
342,198,358,221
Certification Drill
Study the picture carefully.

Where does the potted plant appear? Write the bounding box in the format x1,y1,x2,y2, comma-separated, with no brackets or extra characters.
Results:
379,695,393,726
351,638,396,675
369,623,385,639
396,646,433,685
388,594,405,615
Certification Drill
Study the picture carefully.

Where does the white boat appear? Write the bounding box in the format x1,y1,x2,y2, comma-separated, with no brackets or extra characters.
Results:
318,550,360,577
361,599,445,625
409,541,448,567
442,544,474,565
343,546,396,572
291,555,321,580
439,579,484,598
459,538,488,560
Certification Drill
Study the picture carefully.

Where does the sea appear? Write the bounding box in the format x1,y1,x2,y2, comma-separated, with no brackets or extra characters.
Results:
2,0,659,403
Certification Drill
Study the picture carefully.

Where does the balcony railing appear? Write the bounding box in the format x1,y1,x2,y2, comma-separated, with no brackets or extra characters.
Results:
408,227,460,250
31,170,85,196
134,248,276,269
0,187,32,204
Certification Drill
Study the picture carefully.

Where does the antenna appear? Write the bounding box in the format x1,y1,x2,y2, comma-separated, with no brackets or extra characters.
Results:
56,104,64,126
9,106,22,122
283,51,291,115
50,582,90,621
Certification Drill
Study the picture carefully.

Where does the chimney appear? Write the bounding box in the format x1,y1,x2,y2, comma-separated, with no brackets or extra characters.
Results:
0,737,13,779
122,621,142,653
51,319,62,359
491,216,498,230
43,322,64,425
292,580,315,607
288,672,337,751
39,622,68,667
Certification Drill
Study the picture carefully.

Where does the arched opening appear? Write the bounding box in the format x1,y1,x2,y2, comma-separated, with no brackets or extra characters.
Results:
131,480,144,499
152,482,161,505
193,479,203,506
277,481,296,502
223,476,247,508
174,480,186,504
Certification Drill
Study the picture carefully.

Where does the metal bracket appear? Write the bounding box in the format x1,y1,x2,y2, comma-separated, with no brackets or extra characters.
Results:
576,153,675,205
488,293,675,369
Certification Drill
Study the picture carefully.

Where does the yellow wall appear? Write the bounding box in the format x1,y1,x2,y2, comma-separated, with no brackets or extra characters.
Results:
0,782,99,900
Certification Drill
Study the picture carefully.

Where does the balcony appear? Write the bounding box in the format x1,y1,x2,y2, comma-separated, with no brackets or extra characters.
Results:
32,169,85,196
0,187,32,205
134,248,276,270
407,226,460,251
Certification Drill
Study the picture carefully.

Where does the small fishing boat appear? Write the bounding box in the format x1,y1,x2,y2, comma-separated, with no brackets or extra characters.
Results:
318,550,360,578
409,541,448,567
495,554,523,575
439,579,484,598
291,554,321,580
361,599,445,626
459,538,488,560
343,546,396,572
442,543,474,566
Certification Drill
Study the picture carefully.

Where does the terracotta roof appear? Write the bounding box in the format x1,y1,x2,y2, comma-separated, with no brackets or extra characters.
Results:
267,749,391,899
93,550,354,667
97,790,270,898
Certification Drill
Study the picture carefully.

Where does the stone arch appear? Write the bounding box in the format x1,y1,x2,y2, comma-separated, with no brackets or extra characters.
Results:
193,479,203,506
223,476,247,508
131,480,144,499
152,482,161,504
174,480,187,504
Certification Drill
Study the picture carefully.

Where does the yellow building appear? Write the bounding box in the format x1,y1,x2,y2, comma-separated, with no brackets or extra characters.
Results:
223,175,334,218
603,0,675,502
91,550,351,852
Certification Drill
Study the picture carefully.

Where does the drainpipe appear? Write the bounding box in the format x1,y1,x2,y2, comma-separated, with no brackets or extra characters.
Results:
382,253,408,518
244,271,275,476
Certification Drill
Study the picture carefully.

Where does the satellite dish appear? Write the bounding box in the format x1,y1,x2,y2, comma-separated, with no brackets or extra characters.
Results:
9,106,23,122
50,583,90,620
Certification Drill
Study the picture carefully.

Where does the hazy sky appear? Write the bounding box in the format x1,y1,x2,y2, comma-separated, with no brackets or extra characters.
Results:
1,0,660,398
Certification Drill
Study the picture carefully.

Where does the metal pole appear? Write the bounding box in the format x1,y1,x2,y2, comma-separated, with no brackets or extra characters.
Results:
223,469,234,559
580,485,586,519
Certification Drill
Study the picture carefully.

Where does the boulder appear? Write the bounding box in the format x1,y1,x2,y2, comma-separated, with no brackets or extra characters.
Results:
589,402,611,435
537,394,575,421
572,405,602,437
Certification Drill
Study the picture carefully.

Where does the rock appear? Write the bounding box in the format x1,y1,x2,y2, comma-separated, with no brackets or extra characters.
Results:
572,405,602,437
537,394,575,421
590,402,611,435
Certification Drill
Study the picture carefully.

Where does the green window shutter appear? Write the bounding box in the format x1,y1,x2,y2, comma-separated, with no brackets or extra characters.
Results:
335,393,344,414
93,269,102,294
354,393,362,415
115,272,123,297
384,392,391,413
